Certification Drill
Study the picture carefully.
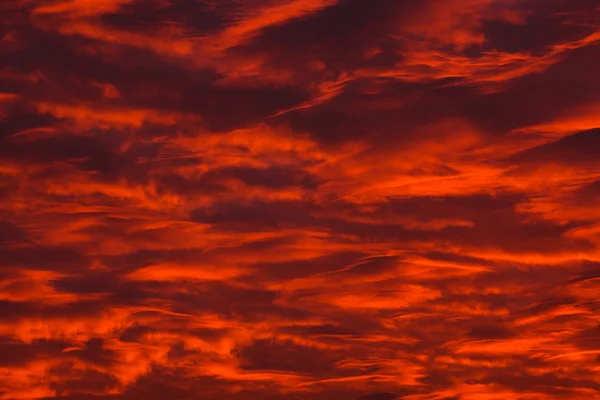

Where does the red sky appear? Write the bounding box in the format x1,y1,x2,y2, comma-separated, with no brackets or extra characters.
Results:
1,1,600,399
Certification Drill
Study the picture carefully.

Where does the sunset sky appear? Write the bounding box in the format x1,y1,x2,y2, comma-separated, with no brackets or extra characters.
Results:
1,0,600,399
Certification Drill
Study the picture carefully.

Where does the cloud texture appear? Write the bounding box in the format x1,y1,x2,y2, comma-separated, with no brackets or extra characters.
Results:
1,0,600,398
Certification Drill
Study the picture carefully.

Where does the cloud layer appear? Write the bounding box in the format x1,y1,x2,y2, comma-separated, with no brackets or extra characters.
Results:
1,0,600,399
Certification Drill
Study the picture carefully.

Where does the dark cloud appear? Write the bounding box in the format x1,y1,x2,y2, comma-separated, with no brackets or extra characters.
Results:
509,128,600,166
191,200,316,231
355,393,399,400
237,338,340,375
101,0,230,34
0,245,89,271
0,338,68,367
236,0,413,74
482,0,599,54
461,42,600,134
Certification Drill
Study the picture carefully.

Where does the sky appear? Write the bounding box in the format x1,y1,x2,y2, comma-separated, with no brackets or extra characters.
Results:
0,0,599,399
